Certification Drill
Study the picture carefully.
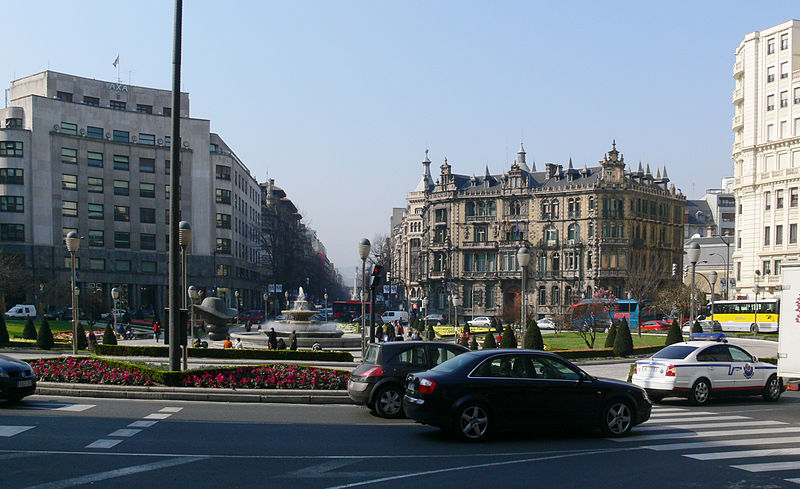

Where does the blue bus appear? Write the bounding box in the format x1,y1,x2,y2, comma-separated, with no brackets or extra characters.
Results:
569,299,653,330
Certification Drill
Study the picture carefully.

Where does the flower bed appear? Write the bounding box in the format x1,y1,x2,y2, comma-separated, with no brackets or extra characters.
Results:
182,364,348,390
29,357,153,386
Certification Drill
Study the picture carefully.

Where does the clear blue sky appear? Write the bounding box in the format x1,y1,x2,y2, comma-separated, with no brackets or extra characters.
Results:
3,1,798,281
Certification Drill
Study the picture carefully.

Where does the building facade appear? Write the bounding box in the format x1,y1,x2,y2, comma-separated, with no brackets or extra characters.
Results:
399,143,686,324
732,20,800,299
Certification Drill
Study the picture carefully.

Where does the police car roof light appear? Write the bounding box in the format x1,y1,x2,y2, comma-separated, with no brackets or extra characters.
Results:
690,332,727,342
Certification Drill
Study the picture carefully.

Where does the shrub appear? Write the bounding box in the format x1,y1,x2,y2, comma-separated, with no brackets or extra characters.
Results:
36,318,54,350
494,317,503,334
482,332,497,349
604,321,617,348
94,344,355,362
22,317,37,340
469,336,478,351
500,325,517,349
692,320,703,334
76,322,88,350
524,319,544,350
665,319,683,345
0,314,9,345
613,318,633,357
103,324,118,345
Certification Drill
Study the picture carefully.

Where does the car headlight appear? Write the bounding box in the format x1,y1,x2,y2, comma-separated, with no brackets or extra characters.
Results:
0,367,8,378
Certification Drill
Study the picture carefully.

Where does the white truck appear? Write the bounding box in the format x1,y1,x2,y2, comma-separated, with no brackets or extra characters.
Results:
777,260,800,385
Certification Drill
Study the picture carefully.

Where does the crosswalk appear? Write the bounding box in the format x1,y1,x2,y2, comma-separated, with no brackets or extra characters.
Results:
617,405,800,485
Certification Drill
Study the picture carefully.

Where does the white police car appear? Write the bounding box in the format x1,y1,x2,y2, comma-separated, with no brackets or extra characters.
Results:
631,334,782,405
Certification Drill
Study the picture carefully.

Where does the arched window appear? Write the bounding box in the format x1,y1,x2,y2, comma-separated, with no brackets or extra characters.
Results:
564,286,572,303
538,286,546,305
542,201,551,219
552,286,560,305
537,253,547,273
567,223,578,241
510,200,521,216
551,199,559,219
587,250,593,270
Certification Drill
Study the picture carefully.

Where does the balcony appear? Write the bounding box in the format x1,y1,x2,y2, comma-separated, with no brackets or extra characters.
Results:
732,115,743,130
462,241,498,249
537,239,559,250
732,88,744,104
733,142,741,153
733,61,744,78
465,215,495,222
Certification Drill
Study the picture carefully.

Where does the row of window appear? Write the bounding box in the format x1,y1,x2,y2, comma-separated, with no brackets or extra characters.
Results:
59,227,235,255
765,62,791,84
0,141,23,157
62,147,171,173
64,256,158,273
0,168,23,184
763,223,799,245
5,118,22,129
54,92,171,116
763,188,799,209
766,34,789,55
765,88,800,111
60,121,172,147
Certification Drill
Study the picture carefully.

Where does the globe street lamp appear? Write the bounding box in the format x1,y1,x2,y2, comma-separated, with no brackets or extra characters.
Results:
263,292,269,326
517,246,531,348
65,231,80,355
687,242,701,327
235,290,241,325
324,291,328,322
709,271,718,322
111,287,120,342
753,270,761,337
179,220,192,370
452,294,461,343
189,285,199,342
358,238,371,357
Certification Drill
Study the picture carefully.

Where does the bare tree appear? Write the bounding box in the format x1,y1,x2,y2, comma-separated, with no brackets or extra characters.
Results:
0,254,30,313
652,284,690,325
571,288,618,349
626,252,669,336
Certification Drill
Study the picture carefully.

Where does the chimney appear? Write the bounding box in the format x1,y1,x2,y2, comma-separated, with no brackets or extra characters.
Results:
545,162,557,178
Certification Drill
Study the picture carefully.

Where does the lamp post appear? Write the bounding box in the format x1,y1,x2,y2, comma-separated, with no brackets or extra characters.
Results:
358,238,371,357
111,287,120,342
709,271,718,322
178,221,191,370
452,294,460,343
687,242,701,327
188,285,198,343
753,269,761,337
235,290,241,325
263,292,268,325
324,291,328,322
517,246,530,349
65,231,80,355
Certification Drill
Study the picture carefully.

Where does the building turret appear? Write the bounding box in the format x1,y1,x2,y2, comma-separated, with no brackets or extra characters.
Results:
516,142,530,172
413,149,434,192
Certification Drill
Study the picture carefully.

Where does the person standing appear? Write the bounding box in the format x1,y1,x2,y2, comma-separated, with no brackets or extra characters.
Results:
268,327,278,350
375,323,384,342
153,320,161,342
385,321,395,342
289,330,298,351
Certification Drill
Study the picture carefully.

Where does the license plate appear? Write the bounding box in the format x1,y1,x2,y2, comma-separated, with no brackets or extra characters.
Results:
17,380,32,388
407,380,414,390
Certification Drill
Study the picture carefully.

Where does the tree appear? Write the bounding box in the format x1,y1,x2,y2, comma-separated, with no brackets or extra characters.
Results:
613,317,633,357
626,253,670,337
0,253,30,314
22,317,37,340
665,319,683,345
36,318,54,350
76,322,88,350
572,289,617,349
0,314,9,345
500,325,517,349
80,286,107,329
103,324,117,345
482,332,497,349
469,336,479,350
652,285,690,325
604,321,617,348
524,319,544,350
692,320,703,334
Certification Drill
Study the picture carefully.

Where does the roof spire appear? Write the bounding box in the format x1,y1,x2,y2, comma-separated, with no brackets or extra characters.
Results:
568,157,574,169
663,165,669,179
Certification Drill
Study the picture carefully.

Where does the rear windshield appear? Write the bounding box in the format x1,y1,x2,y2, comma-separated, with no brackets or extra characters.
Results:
653,345,698,360
431,353,475,373
364,344,380,364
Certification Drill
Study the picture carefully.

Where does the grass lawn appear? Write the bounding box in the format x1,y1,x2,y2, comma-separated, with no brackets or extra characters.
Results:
4,319,105,338
543,331,670,351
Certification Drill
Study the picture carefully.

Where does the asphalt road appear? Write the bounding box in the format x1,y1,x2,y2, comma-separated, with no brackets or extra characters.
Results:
4,389,800,489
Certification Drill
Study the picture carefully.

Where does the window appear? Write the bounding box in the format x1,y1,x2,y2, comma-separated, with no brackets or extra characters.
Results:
138,133,155,146
775,259,782,275
215,165,231,180
60,122,77,136
588,196,595,211
138,183,154,199
87,177,103,193
140,207,155,223
216,264,230,277
763,260,771,275
765,226,771,245
87,151,103,168
162,107,171,117
88,230,104,247
435,208,447,223
509,201,521,216
115,259,131,271
567,223,578,241
5,118,22,129
216,213,231,229
782,34,789,50
781,91,789,108
777,189,784,208
781,62,789,79
139,157,155,173
0,196,24,212
114,205,130,222
796,88,800,105
790,223,798,244
767,66,775,82
164,136,171,147
113,155,129,170
474,225,487,242
538,286,546,305
88,203,104,219
776,225,784,245
56,91,73,102
165,159,171,174
83,96,100,107
114,232,130,249
767,94,775,111
0,224,24,241
114,180,129,196
765,191,772,210
141,261,156,273
0,168,23,185
140,233,156,250
216,189,231,204
62,200,78,217
112,130,129,143
61,174,77,190
136,104,153,114
791,188,798,207
110,100,126,111
89,259,105,271
216,238,232,254
485,284,494,308
86,125,104,139
0,141,23,157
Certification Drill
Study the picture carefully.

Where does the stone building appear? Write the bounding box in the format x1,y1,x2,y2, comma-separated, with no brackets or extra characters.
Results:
399,142,686,323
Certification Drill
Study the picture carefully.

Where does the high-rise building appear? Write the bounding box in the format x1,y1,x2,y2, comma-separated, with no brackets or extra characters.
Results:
732,20,800,298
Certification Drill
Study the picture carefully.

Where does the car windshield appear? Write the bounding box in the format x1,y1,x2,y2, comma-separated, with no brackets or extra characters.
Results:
652,345,698,359
431,353,475,373
363,345,380,364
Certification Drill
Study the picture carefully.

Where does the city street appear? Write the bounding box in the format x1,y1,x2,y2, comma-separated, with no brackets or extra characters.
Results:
4,390,800,489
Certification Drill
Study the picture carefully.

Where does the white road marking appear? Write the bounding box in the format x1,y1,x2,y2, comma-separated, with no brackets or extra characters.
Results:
108,429,142,437
19,456,206,489
128,420,158,428
86,439,122,449
732,461,800,473
647,415,748,423
649,408,691,413
610,426,800,442
786,478,800,484
144,413,171,419
279,460,391,479
643,436,800,451
649,411,718,418
0,426,35,437
643,420,785,430
158,407,183,413
688,447,800,460
53,404,95,412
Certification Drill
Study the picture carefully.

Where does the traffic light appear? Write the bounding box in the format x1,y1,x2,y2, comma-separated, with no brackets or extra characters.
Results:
683,265,689,279
370,264,385,291
672,263,677,276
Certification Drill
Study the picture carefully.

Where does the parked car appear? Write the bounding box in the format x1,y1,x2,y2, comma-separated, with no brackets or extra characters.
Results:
4,304,37,319
238,310,265,323
537,317,556,329
681,319,722,334
639,320,672,332
100,309,127,321
467,317,492,328
424,314,446,325
348,341,469,418
403,349,652,441
0,354,37,402
58,307,86,321
632,338,782,405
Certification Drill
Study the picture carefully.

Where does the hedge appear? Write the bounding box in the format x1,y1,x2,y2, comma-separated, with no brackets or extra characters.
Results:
554,345,663,361
94,344,353,362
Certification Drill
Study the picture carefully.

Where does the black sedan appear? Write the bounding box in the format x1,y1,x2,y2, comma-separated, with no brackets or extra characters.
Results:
403,349,651,441
0,355,37,402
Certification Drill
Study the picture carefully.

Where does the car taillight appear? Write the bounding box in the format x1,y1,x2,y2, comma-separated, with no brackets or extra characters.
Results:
633,363,638,375
666,365,676,377
418,378,437,394
360,366,383,378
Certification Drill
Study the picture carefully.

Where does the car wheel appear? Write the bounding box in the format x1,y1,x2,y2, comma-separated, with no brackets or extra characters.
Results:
689,378,711,406
750,324,759,334
454,403,490,442
375,385,403,419
600,399,633,437
366,399,377,413
763,375,782,402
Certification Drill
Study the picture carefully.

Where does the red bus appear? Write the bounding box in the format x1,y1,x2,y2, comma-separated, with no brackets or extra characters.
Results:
332,300,382,321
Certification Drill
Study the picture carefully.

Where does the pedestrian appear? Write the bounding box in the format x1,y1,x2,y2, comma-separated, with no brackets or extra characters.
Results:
411,329,421,340
223,336,233,349
125,324,134,340
268,327,277,350
385,321,395,342
396,322,404,338
246,320,252,332
277,338,286,350
289,330,298,351
425,326,435,341
192,338,201,348
375,323,384,342
153,320,161,342
234,338,243,349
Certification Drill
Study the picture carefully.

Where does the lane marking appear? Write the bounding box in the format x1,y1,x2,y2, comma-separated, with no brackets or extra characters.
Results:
731,461,800,473
649,411,718,418
642,420,785,431
786,478,800,484
649,408,691,413
158,407,183,413
643,436,800,451
279,460,393,479
53,404,95,412
609,426,800,442
688,447,800,460
128,420,158,428
108,429,142,438
0,426,34,437
86,439,122,449
0,453,33,460
144,413,171,420
19,456,206,489
647,415,749,423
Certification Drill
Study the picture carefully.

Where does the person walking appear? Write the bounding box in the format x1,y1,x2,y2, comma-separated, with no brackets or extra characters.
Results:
385,321,395,342
425,325,435,341
153,320,161,342
396,322,404,338
289,330,298,351
268,327,278,350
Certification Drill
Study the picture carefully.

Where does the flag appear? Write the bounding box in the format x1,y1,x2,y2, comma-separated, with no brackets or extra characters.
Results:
113,55,119,68
515,220,519,233
505,217,510,230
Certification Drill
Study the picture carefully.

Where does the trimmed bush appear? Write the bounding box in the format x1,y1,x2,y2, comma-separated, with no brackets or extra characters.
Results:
524,319,544,350
604,321,617,348
22,317,37,340
665,319,683,345
94,344,355,362
500,325,517,349
36,318,54,350
482,332,497,349
469,336,479,350
494,317,503,334
0,314,9,345
692,320,703,334
103,324,118,345
613,318,634,357
76,322,88,350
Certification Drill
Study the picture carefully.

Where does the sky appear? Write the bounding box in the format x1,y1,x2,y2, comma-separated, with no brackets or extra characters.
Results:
3,1,799,282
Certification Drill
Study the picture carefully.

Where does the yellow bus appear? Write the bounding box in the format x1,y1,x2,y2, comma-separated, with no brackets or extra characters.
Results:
710,299,780,334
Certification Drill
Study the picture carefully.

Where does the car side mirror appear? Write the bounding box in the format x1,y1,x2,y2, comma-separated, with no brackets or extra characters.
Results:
752,355,758,363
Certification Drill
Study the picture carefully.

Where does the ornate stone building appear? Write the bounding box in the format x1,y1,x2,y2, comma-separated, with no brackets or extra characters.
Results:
399,142,686,323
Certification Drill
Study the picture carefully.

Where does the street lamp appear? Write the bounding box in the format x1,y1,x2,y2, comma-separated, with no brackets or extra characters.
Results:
263,292,268,325
111,287,120,341
452,293,460,343
709,271,718,321
324,291,328,322
179,221,192,309
235,290,241,325
517,246,530,349
189,285,199,342
754,270,761,337
358,238,371,357
687,242,701,327
65,231,80,355
709,252,729,301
